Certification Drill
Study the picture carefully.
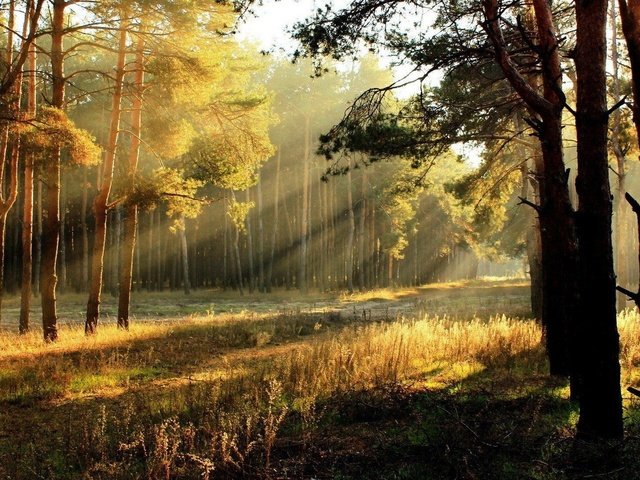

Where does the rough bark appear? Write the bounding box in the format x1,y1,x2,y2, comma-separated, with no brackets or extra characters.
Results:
85,20,128,334
574,0,623,440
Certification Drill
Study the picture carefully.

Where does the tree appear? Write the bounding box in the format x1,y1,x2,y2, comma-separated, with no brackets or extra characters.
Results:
280,0,624,440
574,0,623,441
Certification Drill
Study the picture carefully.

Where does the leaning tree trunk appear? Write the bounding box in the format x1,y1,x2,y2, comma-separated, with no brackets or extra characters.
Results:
85,20,128,334
118,34,145,328
574,0,623,440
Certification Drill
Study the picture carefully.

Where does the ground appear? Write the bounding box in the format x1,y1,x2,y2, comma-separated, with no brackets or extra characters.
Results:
0,279,639,479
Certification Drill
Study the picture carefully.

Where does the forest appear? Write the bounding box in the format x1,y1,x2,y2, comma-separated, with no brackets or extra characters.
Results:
1,0,640,478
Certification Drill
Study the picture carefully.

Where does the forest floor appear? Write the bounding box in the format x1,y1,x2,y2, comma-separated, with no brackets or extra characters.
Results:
0,279,639,479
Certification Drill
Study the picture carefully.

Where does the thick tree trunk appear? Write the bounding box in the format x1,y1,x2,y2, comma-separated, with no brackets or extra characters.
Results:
85,20,128,335
118,35,145,328
574,0,623,440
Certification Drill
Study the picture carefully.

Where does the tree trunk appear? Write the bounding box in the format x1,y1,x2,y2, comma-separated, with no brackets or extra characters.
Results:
574,0,623,440
267,149,280,293
118,34,145,328
41,0,66,341
58,176,67,292
19,18,37,334
299,116,310,292
257,174,265,292
245,189,255,293
346,159,355,293
85,19,128,334
611,0,630,311
358,169,367,291
179,215,191,294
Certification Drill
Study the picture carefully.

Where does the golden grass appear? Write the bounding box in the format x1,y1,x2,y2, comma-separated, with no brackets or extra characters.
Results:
3,296,640,478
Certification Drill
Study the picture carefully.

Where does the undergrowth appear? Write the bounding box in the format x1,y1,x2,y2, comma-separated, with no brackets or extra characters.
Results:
1,295,639,479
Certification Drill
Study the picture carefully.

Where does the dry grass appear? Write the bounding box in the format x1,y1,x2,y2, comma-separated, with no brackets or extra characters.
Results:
1,284,640,479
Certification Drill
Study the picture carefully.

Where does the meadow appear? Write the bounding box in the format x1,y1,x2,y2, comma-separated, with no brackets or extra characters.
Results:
1,279,639,479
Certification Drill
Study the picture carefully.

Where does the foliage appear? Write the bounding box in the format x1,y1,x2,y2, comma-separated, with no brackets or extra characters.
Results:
226,197,254,233
21,107,101,167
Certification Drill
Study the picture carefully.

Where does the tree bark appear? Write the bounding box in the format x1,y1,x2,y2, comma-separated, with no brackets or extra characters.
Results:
41,0,66,342
19,9,37,333
346,159,355,293
257,174,265,292
179,215,191,295
266,149,281,293
245,189,255,293
85,19,128,335
118,34,145,328
574,0,623,440
299,116,310,292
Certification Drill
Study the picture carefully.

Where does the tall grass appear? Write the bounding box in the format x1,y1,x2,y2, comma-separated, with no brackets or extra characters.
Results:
2,307,640,478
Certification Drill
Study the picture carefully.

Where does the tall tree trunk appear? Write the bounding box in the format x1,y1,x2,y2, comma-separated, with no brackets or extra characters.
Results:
118,34,145,328
147,210,154,291
267,149,280,293
0,0,24,324
257,174,265,292
81,168,89,289
19,13,36,333
41,0,67,341
179,215,191,294
574,0,623,440
245,189,255,293
611,0,630,310
58,176,67,292
34,177,41,295
85,19,128,334
358,170,367,291
485,0,579,379
346,159,355,293
299,116,310,293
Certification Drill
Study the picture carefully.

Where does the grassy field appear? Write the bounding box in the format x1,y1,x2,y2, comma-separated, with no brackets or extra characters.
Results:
0,279,639,479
